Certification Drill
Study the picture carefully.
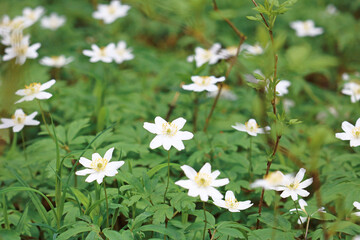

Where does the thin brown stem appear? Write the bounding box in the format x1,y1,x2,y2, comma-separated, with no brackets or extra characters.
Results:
202,202,207,240
166,92,180,122
304,217,311,240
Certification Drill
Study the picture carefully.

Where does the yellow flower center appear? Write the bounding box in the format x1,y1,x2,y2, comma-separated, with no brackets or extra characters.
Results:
352,127,360,138
25,83,41,95
194,76,212,87
11,113,26,124
108,5,117,14
225,196,240,209
287,181,299,190
90,158,108,172
245,121,259,133
161,122,178,137
15,44,28,56
99,47,107,57
265,171,284,185
201,50,212,61
194,172,212,187
303,22,311,32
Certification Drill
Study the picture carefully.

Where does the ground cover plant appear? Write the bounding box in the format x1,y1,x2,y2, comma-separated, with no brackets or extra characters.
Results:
1,0,360,239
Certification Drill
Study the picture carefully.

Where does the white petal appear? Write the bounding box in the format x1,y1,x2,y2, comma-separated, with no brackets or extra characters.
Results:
175,179,193,189
85,172,99,182
225,190,235,200
232,123,246,132
296,189,310,198
290,191,299,201
237,200,253,210
207,187,223,200
13,124,25,132
172,117,186,130
162,139,171,150
350,139,360,147
107,161,125,170
40,79,56,91
104,147,115,161
92,153,102,161
199,163,211,174
181,165,197,180
143,122,159,134
294,168,306,183
213,199,227,209
149,135,164,149
15,89,26,96
280,190,291,199
79,157,92,168
35,92,52,100
335,132,351,140
212,178,229,187
76,169,95,176
211,170,220,179
177,131,193,140
205,85,218,92
299,178,313,189
199,189,209,202
154,116,166,127
354,201,360,210
342,121,354,133
298,199,308,210
171,139,185,151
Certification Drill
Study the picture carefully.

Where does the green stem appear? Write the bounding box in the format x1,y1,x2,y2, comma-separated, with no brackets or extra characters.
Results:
248,137,253,179
10,132,17,153
104,181,109,228
293,200,304,225
304,217,311,240
2,195,9,229
163,150,170,203
203,202,207,240
193,94,199,133
21,131,33,179
37,100,53,138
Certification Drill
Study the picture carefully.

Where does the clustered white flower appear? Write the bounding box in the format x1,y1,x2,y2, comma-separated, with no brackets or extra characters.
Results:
92,0,130,24
83,41,134,64
40,55,73,68
41,13,66,30
341,82,360,103
290,20,323,37
232,118,270,136
182,76,225,93
0,109,40,132
335,118,360,147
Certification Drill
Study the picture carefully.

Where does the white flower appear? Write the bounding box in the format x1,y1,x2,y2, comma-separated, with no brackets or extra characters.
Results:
22,6,45,27
112,41,134,64
207,84,237,101
187,43,223,67
143,116,193,151
353,201,360,217
219,46,239,59
251,171,285,190
1,28,27,46
213,190,253,212
326,4,337,15
3,35,41,65
41,13,66,30
244,69,264,84
283,99,295,112
15,79,56,104
342,73,350,81
175,163,229,202
354,236,360,240
276,168,313,201
0,109,40,132
92,0,130,24
0,15,12,36
83,43,115,63
335,119,360,147
40,55,73,68
75,147,124,184
232,119,270,136
290,20,323,37
269,80,291,97
242,43,263,55
182,76,225,92
341,82,360,103
289,199,326,224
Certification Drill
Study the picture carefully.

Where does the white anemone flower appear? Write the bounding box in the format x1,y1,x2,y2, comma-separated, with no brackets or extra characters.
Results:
213,190,253,212
175,163,229,202
0,15,12,36
182,76,225,92
354,236,360,240
335,119,360,147
83,43,115,63
242,43,263,55
290,20,323,37
41,13,66,30
0,109,40,132
143,116,193,151
22,6,45,27
75,147,124,184
326,4,337,15
3,35,41,65
251,171,285,190
40,55,73,68
353,201,360,217
92,0,131,24
112,41,134,64
232,119,270,136
289,199,326,224
207,84,237,101
276,168,313,201
265,80,291,96
219,46,239,59
341,82,360,103
15,79,56,104
187,43,223,67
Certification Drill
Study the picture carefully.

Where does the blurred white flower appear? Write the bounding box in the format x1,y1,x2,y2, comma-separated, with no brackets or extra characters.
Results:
22,6,44,27
276,168,313,201
353,201,360,217
213,190,253,212
354,236,360,240
290,20,323,37
187,43,223,67
41,13,66,30
40,55,73,68
92,0,130,24
283,98,295,112
270,80,291,96
289,199,326,224
0,109,40,132
242,43,263,55
326,4,337,15
83,43,115,63
15,79,56,104
342,73,350,81
182,76,225,92
143,116,193,151
251,171,285,190
335,119,360,147
219,46,239,59
207,84,237,101
244,69,264,84
232,119,270,136
112,41,134,64
0,15,12,36
76,147,124,184
3,35,41,65
175,163,229,202
342,82,360,103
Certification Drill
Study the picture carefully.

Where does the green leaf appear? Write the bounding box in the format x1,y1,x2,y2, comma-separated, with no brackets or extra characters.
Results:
0,230,20,240
139,224,184,240
66,118,90,144
147,163,181,177
56,222,94,240
15,203,29,234
103,229,123,240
